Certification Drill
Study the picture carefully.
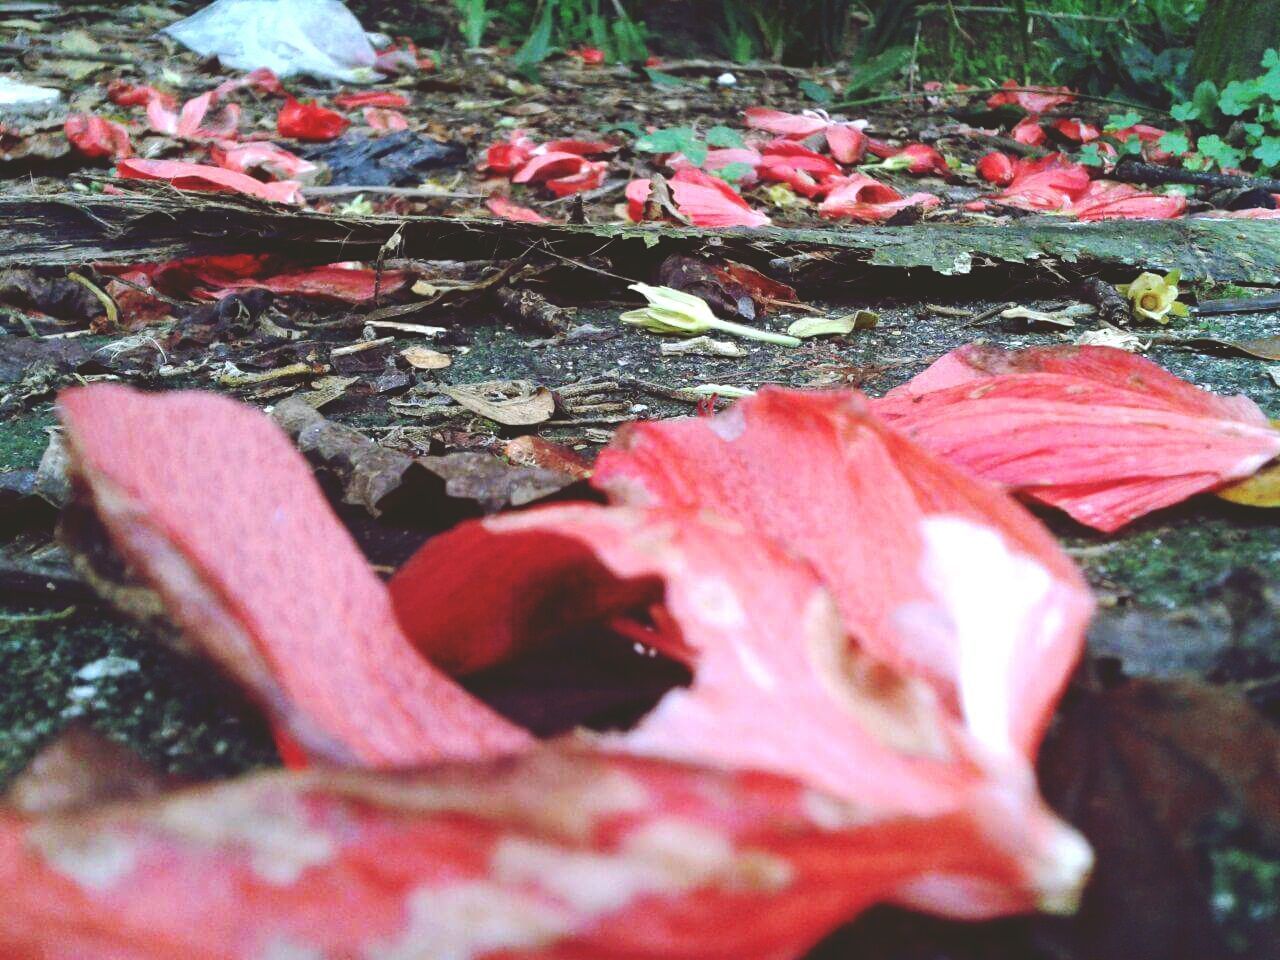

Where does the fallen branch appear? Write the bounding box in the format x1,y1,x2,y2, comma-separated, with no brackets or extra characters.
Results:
4,191,1280,284
1109,159,1280,197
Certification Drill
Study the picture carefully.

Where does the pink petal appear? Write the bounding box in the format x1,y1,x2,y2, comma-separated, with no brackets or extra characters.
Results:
545,159,608,196
57,385,530,766
210,141,316,179
592,389,1094,761
875,344,1280,531
1070,180,1187,221
987,81,1075,114
670,168,771,227
0,746,1087,958
487,195,550,223
64,114,132,160
512,151,588,184
744,107,829,138
826,123,868,164
115,158,304,204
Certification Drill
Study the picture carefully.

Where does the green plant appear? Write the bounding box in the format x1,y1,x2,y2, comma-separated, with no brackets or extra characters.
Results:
713,1,858,66
507,0,648,69
455,0,493,47
632,124,752,182
1165,49,1280,174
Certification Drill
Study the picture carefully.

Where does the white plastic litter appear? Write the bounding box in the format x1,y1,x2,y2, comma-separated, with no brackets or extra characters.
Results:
0,77,62,114
162,0,378,82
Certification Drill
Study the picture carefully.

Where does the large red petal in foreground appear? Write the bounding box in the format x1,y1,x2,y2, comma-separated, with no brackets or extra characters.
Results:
0,747,1086,960
874,344,1280,531
590,389,1094,761
58,385,530,767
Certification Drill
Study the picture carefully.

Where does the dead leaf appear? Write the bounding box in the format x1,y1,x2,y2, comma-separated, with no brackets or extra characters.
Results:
441,380,556,426
1155,335,1280,362
1038,674,1280,959
401,346,452,369
1216,459,1280,507
787,311,878,338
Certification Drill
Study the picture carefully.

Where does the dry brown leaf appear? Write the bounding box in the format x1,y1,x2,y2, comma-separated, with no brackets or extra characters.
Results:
441,380,556,426
401,346,452,370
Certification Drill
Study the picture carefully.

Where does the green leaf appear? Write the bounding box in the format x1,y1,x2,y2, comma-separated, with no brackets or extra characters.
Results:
1078,144,1106,167
634,127,698,155
844,46,911,99
1193,79,1220,121
800,79,833,104
1105,111,1142,131
1263,49,1280,69
1218,79,1261,117
711,162,754,183
604,121,644,139
1170,101,1199,122
1243,122,1266,139
643,68,684,87
1157,131,1190,156
1197,134,1245,170
511,6,554,73
1252,136,1280,169
705,125,745,149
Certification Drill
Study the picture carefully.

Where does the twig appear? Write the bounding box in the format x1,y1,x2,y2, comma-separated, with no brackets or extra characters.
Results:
1110,159,1280,195
1194,292,1280,315
302,186,486,200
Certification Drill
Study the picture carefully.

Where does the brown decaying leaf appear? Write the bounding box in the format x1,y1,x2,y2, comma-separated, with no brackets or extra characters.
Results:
657,254,800,322
441,379,557,426
1038,674,1280,960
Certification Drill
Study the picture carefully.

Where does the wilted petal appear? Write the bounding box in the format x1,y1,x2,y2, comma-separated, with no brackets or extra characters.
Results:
875,344,1280,531
593,389,1093,760
744,107,829,138
116,158,304,204
0,746,1089,959
58,385,530,767
488,195,551,223
1071,181,1187,221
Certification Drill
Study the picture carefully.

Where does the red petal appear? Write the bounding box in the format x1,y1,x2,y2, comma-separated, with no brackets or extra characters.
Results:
593,389,1093,760
894,143,950,176
206,265,410,303
992,153,1090,211
545,159,608,197
57,385,530,766
1011,118,1047,146
487,195,551,223
64,114,132,160
333,90,410,109
763,139,842,176
481,130,537,173
1070,180,1187,221
146,92,241,140
743,107,829,138
875,344,1280,531
986,81,1074,114
671,168,771,227
210,141,316,179
1052,118,1100,143
276,97,349,142
975,151,1015,186
115,158,304,204
106,79,174,109
512,151,588,184
543,138,618,156
0,746,1087,958
825,123,868,164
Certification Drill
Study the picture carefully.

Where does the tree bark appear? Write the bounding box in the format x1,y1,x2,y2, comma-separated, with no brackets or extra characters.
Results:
1191,0,1280,85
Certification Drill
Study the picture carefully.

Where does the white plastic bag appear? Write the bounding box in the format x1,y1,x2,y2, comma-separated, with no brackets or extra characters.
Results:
163,0,377,82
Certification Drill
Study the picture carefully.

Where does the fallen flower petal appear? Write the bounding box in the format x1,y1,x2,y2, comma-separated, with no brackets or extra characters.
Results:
362,106,410,132
209,140,317,179
628,168,771,228
106,78,174,109
276,96,349,142
819,175,939,222
0,746,1089,959
205,264,410,303
64,114,132,160
976,151,1015,186
1052,118,1100,143
333,89,410,109
57,384,530,767
592,388,1094,761
512,150,591,184
146,91,241,140
1071,181,1188,221
987,81,1074,114
545,159,608,197
487,194,551,223
1011,117,1048,146
744,106,829,139
991,154,1091,212
874,344,1280,531
542,138,617,156
481,129,537,173
878,143,951,177
116,158,304,204
826,122,868,164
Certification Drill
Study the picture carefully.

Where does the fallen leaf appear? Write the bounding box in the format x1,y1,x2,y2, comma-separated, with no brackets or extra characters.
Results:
401,345,451,369
787,310,878,338
1215,459,1280,507
441,380,557,426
